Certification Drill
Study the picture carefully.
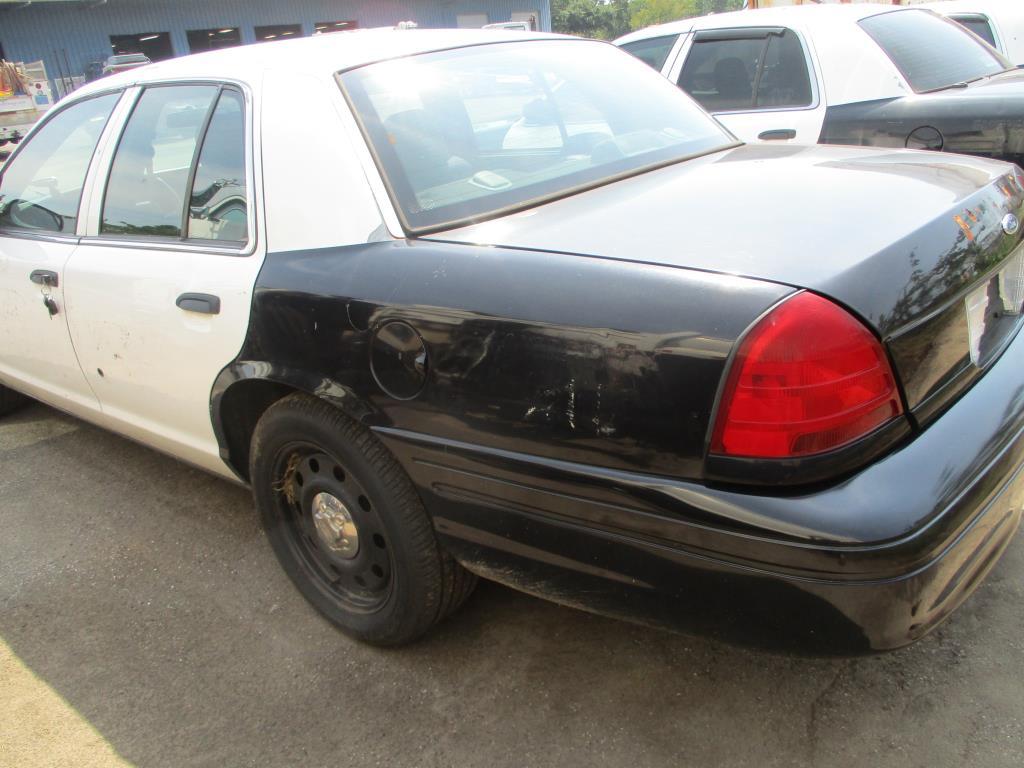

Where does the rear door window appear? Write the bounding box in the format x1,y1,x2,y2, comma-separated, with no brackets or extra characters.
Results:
186,88,248,244
0,93,119,234
678,28,811,112
859,9,1010,92
755,30,812,108
101,85,218,238
619,35,680,72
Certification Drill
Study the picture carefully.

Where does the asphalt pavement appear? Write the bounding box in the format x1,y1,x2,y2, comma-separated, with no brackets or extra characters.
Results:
1,401,1023,768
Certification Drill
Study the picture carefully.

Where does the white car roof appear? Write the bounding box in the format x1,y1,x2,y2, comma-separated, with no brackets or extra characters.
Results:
922,0,1024,63
615,3,906,45
74,28,560,98
922,0,1024,18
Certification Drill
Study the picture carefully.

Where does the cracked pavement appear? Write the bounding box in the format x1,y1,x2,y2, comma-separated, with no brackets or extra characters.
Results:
1,403,1023,767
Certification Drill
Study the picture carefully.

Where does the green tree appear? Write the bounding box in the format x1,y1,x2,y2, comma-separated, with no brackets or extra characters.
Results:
696,0,745,15
630,0,698,30
550,0,747,40
552,0,609,38
603,0,633,39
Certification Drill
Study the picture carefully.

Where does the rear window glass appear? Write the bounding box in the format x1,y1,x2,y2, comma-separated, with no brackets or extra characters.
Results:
949,14,997,48
860,9,1011,92
619,35,679,72
340,40,734,234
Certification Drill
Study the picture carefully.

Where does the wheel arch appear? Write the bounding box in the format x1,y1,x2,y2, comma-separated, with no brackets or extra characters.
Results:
211,363,379,483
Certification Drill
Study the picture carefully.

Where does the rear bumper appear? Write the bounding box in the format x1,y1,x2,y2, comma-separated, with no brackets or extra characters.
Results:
378,324,1024,652
800,467,1022,650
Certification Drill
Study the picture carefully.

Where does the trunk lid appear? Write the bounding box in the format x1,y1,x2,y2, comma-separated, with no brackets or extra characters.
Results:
425,143,1024,420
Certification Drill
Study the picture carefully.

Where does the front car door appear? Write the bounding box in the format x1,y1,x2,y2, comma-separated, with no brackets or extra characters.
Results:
668,26,826,145
64,82,263,477
0,91,122,413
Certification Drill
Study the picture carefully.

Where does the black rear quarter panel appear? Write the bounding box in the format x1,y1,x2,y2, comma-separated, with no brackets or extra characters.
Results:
217,239,792,480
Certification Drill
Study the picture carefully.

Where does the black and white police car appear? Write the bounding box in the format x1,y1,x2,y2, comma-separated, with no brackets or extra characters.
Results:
2,29,1024,650
617,3,1024,164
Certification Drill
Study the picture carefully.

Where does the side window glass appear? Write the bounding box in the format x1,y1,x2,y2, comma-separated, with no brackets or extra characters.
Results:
755,30,812,109
679,37,763,111
0,93,119,234
101,85,218,237
620,35,679,72
187,89,247,243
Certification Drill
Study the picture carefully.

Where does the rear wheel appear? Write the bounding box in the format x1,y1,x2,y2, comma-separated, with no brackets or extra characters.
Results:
0,384,29,417
249,394,475,645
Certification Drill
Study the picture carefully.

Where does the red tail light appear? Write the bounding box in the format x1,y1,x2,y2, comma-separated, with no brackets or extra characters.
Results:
711,292,904,459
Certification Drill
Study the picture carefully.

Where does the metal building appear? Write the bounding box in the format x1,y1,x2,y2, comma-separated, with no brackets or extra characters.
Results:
0,0,550,90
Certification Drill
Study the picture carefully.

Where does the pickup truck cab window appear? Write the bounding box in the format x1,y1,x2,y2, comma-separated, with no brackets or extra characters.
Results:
0,93,119,235
678,28,812,112
101,84,219,238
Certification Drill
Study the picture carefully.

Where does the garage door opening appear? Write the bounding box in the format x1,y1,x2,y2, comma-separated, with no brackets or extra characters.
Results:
254,24,302,42
314,21,357,34
109,32,173,61
187,27,242,53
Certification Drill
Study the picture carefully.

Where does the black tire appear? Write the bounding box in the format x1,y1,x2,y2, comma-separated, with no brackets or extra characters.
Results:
0,384,28,417
249,393,476,646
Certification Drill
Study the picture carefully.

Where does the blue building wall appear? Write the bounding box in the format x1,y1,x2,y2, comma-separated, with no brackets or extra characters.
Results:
0,0,551,84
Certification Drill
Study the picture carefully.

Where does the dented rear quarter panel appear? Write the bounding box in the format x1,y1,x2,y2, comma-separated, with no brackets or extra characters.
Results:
217,238,792,481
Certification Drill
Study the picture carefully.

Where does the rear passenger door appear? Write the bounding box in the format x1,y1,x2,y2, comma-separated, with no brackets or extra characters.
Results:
670,27,825,145
64,82,264,477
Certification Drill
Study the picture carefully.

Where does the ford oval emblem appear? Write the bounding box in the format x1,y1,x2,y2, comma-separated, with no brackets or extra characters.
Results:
1002,213,1021,236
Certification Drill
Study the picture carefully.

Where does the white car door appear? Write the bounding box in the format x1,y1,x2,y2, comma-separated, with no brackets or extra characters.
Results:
668,26,827,145
0,92,122,413
64,83,264,476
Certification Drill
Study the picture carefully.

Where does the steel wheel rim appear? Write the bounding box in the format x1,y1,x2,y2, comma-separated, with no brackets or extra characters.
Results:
272,442,393,613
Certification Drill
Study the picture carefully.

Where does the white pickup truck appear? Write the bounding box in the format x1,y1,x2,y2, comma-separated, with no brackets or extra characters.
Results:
1,61,52,149
0,94,41,148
